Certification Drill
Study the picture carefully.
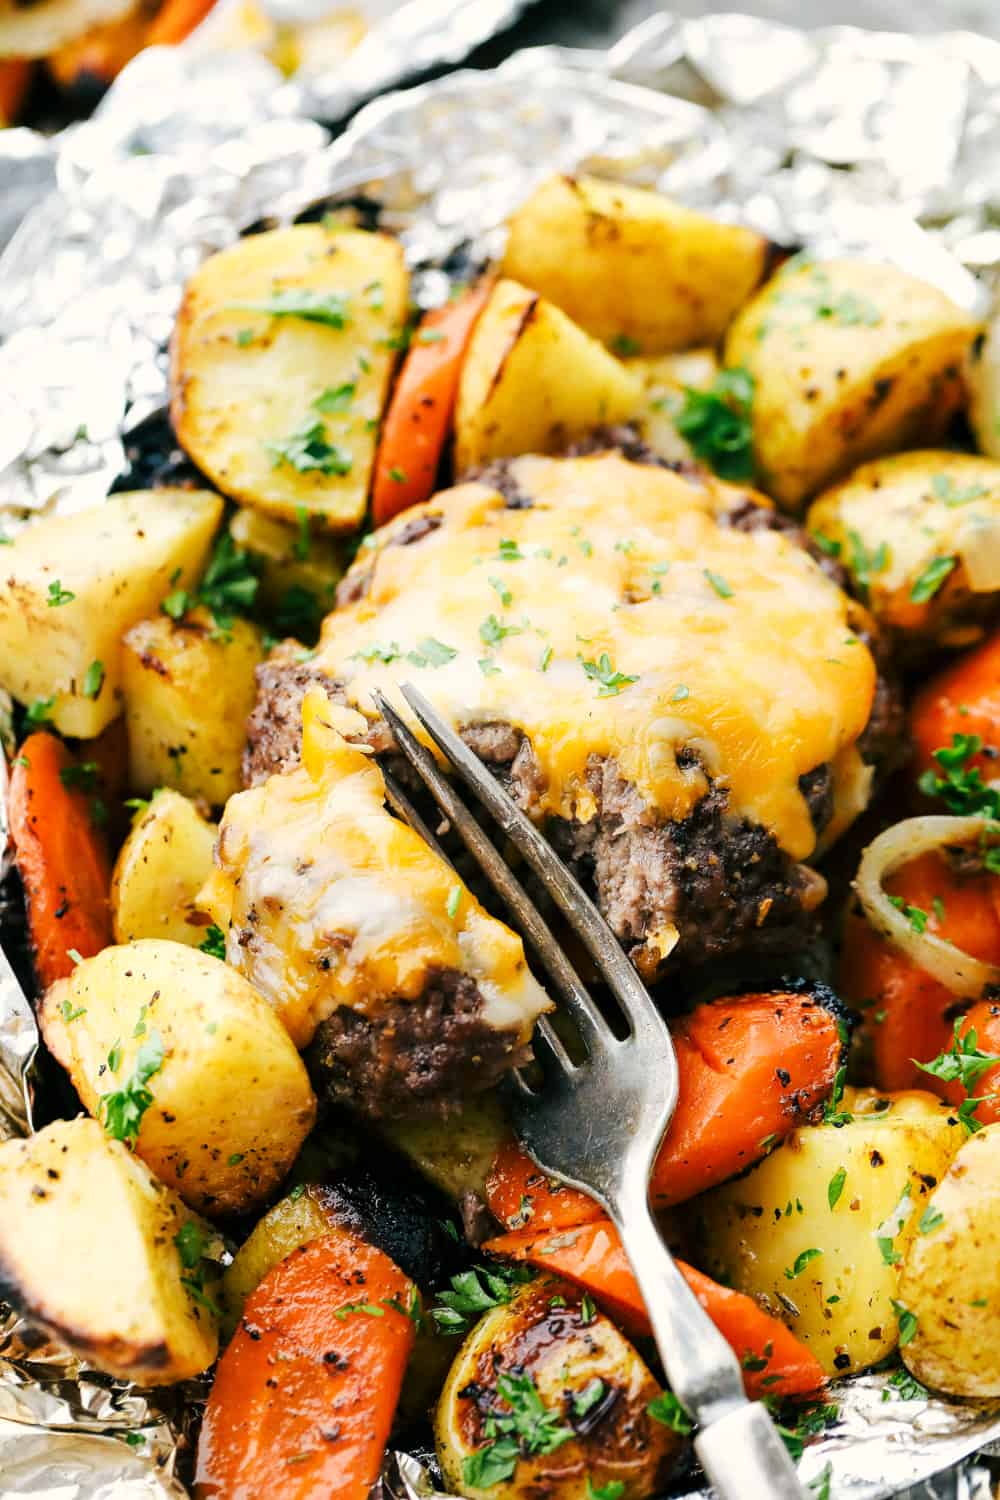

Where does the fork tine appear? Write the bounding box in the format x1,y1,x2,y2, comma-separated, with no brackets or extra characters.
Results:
398,682,667,1044
371,689,610,1049
533,1014,576,1077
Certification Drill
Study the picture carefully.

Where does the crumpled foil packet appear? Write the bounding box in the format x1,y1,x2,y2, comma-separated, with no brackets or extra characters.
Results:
3,8,1000,1497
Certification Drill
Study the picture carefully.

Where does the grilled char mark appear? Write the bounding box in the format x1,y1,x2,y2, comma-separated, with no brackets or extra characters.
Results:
308,969,531,1120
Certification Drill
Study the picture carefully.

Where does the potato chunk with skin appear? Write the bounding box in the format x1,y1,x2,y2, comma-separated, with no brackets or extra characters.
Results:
121,607,264,804
454,278,642,473
695,1088,965,1377
171,225,408,529
111,789,217,946
503,175,767,355
726,257,979,511
0,1117,218,1384
899,1121,1000,1396
436,1278,681,1500
0,489,222,738
807,451,1000,646
40,940,316,1216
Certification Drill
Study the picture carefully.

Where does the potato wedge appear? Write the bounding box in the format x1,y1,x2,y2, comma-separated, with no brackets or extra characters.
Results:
0,489,221,738
726,257,979,510
898,1120,1000,1395
121,607,264,803
807,451,1000,647
378,1092,508,1206
41,940,316,1215
696,1088,965,1376
436,1278,680,1500
111,789,217,946
0,1117,218,1383
503,175,767,354
626,348,719,466
229,505,342,637
171,225,409,530
453,278,642,473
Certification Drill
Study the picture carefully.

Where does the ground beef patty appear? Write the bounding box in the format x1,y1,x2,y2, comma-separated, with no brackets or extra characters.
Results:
308,970,531,1120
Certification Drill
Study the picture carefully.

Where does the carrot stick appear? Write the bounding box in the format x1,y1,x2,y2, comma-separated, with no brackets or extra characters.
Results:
486,992,844,1230
371,283,491,527
8,733,112,991
196,1230,416,1500
483,1220,825,1400
0,60,31,125
840,850,1000,1093
145,0,217,46
910,627,1000,791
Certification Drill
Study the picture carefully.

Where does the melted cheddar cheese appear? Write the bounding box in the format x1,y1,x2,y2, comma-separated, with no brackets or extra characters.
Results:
199,690,551,1047
316,453,877,862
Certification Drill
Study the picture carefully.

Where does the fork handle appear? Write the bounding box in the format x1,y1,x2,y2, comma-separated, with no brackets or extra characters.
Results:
695,1401,808,1499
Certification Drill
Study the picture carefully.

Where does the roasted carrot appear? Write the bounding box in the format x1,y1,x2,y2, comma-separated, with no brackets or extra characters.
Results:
0,60,32,125
840,850,1000,1093
145,0,217,46
486,992,844,1230
483,1220,825,1400
196,1230,416,1500
910,627,1000,788
47,10,151,92
8,733,112,991
371,283,491,527
919,1001,1000,1127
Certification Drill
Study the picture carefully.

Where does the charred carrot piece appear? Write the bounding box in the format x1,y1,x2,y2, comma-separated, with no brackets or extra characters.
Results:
8,733,112,991
47,11,150,93
910,627,1000,791
145,0,217,46
840,850,1000,1094
0,60,31,124
371,283,491,527
483,1219,825,1400
196,1230,416,1500
486,992,844,1230
920,1001,1000,1127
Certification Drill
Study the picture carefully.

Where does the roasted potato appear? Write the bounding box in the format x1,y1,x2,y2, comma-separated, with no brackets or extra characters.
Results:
503,175,767,355
807,451,1000,646
436,1278,681,1500
0,488,222,738
0,1117,219,1383
626,348,720,465
228,505,342,636
40,939,316,1215
111,789,217,946
968,313,1000,460
898,1120,1000,1395
454,278,642,473
726,257,979,511
379,1092,508,1206
170,225,408,530
695,1088,966,1376
121,606,264,803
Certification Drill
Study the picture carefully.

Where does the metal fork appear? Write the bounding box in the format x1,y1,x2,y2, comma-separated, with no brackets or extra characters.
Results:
373,684,807,1500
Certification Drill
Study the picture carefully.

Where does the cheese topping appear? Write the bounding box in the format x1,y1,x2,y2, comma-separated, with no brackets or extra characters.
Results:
317,453,876,861
199,689,551,1046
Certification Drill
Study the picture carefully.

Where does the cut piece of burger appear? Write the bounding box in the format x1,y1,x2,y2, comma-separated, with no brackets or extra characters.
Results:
200,688,551,1119
246,450,894,979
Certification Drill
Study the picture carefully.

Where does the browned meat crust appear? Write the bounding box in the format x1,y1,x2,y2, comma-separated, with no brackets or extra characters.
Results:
307,969,531,1119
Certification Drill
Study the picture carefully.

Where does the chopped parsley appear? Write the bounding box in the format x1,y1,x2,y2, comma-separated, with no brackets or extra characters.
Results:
918,733,1000,819
199,925,227,960
671,684,690,702
430,1263,534,1335
704,568,733,599
174,1220,221,1314
930,473,988,507
823,1063,852,1127
785,1247,822,1280
446,885,461,920
881,1367,929,1402
915,1018,1000,1131
46,580,75,607
59,760,99,793
313,381,356,414
579,652,638,698
647,1391,693,1436
811,530,842,558
918,1205,944,1235
674,366,755,482
266,420,353,476
82,660,104,700
480,614,522,648
100,1029,165,1147
587,1480,625,1500
809,1462,833,1500
479,658,501,676
334,1301,385,1320
846,529,889,604
877,1234,902,1267
228,289,351,328
352,640,402,664
388,467,408,484
910,555,956,604
59,999,86,1023
24,696,55,729
890,1298,918,1347
610,333,642,356
497,538,525,561
292,506,312,562
580,1293,596,1325
407,637,458,668
887,896,928,933
163,535,261,636
572,1379,607,1418
460,1371,574,1489
489,576,513,607
235,328,254,347
827,1166,846,1210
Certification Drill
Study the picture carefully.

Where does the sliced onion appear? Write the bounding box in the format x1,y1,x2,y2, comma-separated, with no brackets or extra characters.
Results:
855,815,1000,999
958,518,1000,593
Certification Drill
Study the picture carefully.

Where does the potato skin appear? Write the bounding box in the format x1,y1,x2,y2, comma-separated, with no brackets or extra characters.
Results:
807,451,1000,647
171,225,408,530
0,489,221,738
111,789,217,946
436,1278,680,1500
726,257,978,511
695,1088,965,1376
40,940,316,1215
503,175,767,354
454,278,641,473
898,1120,1000,1395
0,1117,218,1384
121,607,264,804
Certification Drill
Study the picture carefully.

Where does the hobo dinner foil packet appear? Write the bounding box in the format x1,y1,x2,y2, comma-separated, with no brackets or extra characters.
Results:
3,7,1000,1497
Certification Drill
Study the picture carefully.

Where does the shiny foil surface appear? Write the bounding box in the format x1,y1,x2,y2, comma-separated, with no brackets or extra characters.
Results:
2,8,1000,1496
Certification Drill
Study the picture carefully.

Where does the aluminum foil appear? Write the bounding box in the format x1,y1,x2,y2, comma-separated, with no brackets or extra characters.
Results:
4,7,1000,1497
